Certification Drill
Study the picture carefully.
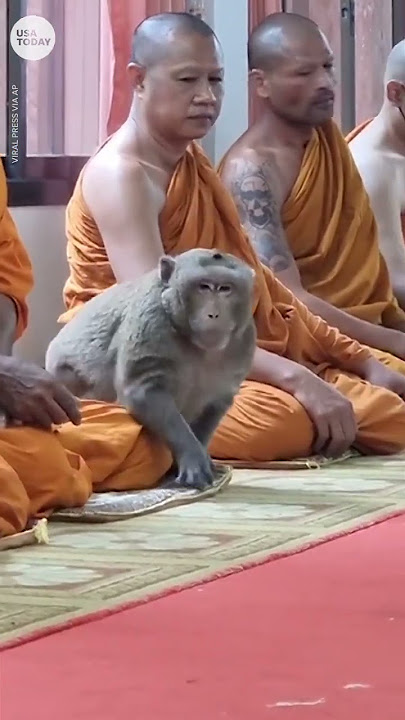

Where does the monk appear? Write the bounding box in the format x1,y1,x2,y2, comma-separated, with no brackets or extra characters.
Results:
347,39,405,312
0,160,173,538
60,12,405,478
218,12,405,371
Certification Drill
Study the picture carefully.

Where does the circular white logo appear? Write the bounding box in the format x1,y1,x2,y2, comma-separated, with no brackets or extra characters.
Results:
10,15,55,61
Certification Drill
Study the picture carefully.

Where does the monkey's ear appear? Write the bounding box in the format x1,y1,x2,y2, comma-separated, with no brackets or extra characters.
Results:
159,255,176,285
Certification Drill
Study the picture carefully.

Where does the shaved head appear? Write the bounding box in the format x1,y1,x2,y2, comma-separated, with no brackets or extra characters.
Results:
247,11,335,128
127,12,223,145
131,12,218,67
384,39,405,85
248,11,324,71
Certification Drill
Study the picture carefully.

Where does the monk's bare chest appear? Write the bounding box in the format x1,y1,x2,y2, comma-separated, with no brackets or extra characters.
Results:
383,152,405,214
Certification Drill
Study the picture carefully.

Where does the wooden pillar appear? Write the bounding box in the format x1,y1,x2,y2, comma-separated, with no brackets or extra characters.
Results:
248,0,283,124
354,0,392,124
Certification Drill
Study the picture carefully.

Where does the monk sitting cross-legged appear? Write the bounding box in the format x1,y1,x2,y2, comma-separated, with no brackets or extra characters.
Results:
347,39,405,313
219,12,405,373
61,12,405,470
0,160,173,538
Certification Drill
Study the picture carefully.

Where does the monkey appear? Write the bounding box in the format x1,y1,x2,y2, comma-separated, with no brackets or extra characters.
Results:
45,248,257,490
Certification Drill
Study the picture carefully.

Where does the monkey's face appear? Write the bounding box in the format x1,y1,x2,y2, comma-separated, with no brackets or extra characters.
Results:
159,250,255,351
134,33,224,143
253,30,336,127
181,273,254,352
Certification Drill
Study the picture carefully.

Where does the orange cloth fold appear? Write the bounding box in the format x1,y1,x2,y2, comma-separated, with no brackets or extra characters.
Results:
0,162,33,337
281,120,405,327
345,118,372,143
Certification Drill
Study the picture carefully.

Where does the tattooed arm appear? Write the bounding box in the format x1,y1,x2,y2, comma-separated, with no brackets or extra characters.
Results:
221,153,405,357
226,157,299,279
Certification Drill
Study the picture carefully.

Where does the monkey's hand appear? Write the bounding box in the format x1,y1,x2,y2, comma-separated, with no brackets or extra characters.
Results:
122,382,215,491
174,446,215,491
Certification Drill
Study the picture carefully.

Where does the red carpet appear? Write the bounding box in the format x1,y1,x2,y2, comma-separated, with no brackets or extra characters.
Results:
2,516,405,720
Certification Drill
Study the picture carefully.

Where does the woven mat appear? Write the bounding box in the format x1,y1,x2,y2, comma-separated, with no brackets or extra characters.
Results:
1,452,405,647
229,450,357,469
51,454,354,524
52,463,232,523
0,463,232,549
1,455,350,545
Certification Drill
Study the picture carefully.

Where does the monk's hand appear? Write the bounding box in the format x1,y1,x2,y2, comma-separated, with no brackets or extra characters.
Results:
293,372,357,457
362,358,405,400
0,356,81,429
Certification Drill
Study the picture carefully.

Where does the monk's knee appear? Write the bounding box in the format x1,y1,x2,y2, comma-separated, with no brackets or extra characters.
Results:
356,396,405,455
0,458,30,536
210,385,315,462
96,428,173,491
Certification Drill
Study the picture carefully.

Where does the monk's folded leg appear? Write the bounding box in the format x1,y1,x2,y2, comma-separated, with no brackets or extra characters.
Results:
323,369,405,454
370,348,405,376
209,380,314,462
0,425,93,534
57,400,173,491
0,456,30,536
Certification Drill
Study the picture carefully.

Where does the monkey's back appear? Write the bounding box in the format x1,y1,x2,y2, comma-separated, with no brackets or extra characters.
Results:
47,264,256,421
45,271,158,400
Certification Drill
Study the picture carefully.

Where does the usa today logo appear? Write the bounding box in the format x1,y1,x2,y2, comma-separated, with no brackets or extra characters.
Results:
10,15,55,61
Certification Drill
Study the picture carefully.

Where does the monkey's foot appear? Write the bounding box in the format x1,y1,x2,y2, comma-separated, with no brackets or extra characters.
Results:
160,461,227,492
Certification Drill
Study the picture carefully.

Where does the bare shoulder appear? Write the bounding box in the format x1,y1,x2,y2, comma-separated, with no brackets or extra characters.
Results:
222,139,278,185
82,145,164,219
78,135,168,282
221,144,282,211
351,142,399,199
349,125,397,180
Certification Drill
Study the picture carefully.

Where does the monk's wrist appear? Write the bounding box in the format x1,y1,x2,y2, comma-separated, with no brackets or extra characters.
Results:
351,355,383,382
250,347,313,395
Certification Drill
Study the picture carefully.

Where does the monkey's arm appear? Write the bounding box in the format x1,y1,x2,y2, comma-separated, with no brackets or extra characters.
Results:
119,374,215,490
224,154,405,357
190,395,235,448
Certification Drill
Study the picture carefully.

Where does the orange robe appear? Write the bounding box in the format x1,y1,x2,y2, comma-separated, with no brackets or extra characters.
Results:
346,119,405,245
59,141,405,468
0,162,33,337
279,120,405,329
0,165,172,538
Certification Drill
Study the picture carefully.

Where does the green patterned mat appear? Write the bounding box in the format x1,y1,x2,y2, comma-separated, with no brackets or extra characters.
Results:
1,452,405,647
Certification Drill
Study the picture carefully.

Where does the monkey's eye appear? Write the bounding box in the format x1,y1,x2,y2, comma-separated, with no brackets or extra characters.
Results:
218,285,232,294
199,282,211,292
